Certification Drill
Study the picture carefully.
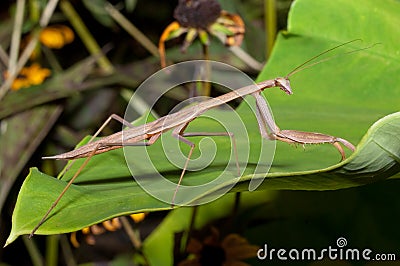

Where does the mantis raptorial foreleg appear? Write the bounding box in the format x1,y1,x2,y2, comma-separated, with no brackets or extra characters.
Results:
252,92,279,140
170,122,240,205
272,131,355,160
252,92,355,160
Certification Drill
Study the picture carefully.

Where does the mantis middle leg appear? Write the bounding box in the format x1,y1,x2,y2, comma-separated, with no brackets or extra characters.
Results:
171,122,241,205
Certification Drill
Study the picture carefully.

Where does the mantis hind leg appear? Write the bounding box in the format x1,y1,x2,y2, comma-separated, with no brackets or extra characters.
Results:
32,115,149,237
89,114,135,142
31,133,163,237
57,114,135,179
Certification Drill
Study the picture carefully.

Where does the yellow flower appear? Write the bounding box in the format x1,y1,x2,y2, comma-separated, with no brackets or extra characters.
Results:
130,212,147,223
39,25,74,49
159,0,245,68
4,63,51,90
20,63,51,85
70,214,147,248
9,78,30,91
179,227,259,266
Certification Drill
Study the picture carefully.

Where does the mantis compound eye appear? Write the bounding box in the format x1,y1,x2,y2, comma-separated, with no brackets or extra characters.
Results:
275,77,293,95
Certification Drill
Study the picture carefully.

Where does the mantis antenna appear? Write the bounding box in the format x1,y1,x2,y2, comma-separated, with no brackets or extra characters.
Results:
286,39,378,78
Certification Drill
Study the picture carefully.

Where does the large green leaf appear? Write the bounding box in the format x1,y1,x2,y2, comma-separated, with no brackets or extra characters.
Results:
6,0,400,246
0,105,62,212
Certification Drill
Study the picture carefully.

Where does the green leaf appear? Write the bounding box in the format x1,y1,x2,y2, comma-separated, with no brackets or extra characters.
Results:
124,0,138,13
0,105,62,211
6,0,400,246
82,0,115,28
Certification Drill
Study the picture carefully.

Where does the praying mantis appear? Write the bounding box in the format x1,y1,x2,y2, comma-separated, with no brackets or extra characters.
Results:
30,40,367,237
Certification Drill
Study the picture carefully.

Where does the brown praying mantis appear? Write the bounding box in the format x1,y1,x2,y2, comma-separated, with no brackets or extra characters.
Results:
30,40,368,237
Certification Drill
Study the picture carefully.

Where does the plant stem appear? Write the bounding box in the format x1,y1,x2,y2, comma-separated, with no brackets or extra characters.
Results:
120,216,142,249
185,206,198,251
105,2,159,58
9,0,25,72
59,0,114,73
39,0,60,26
22,236,43,266
59,235,78,266
264,0,277,58
28,0,40,22
0,0,58,100
201,44,211,96
0,30,39,100
45,235,59,266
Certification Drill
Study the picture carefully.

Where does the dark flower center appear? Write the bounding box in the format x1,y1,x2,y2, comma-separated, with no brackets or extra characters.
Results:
174,0,222,29
199,244,226,266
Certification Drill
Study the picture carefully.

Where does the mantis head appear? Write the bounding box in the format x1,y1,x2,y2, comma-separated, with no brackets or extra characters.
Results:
274,77,293,95
275,40,374,97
